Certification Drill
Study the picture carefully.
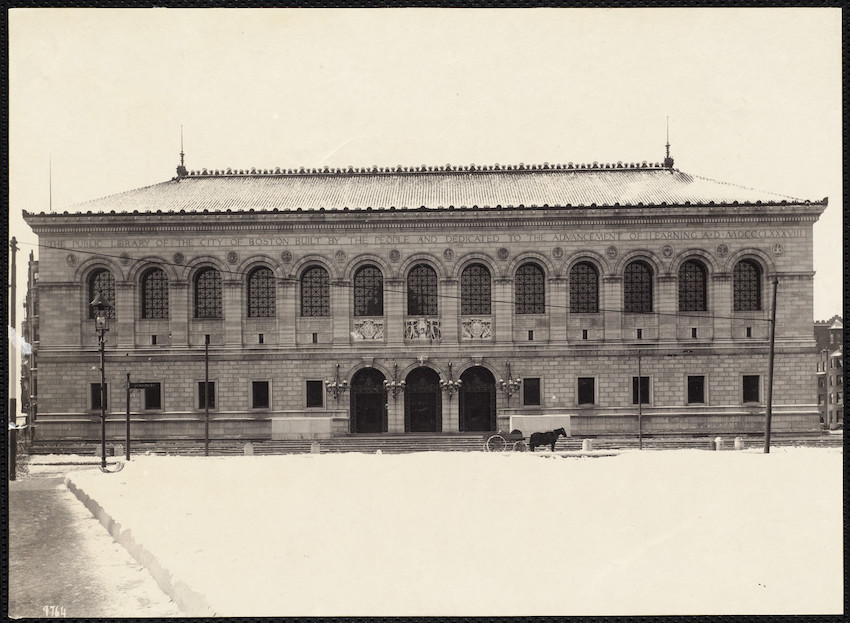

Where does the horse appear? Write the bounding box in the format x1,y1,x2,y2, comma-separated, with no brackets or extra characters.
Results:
528,427,567,452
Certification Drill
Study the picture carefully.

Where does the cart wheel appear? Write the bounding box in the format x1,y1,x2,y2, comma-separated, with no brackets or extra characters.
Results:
512,440,527,452
485,434,507,452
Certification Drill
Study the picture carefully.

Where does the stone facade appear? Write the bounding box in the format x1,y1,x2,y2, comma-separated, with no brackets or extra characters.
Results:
23,160,825,440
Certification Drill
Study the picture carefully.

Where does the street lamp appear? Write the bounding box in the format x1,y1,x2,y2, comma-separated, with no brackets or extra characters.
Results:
498,362,522,399
384,363,406,399
439,362,462,398
325,364,349,400
90,290,111,470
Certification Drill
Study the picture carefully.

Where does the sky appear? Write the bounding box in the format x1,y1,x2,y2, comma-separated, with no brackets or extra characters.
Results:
7,8,843,319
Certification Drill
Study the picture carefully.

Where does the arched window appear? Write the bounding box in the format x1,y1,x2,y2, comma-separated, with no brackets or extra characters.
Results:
141,268,169,319
569,262,599,313
194,267,222,318
515,263,545,314
624,260,653,313
678,260,707,312
353,265,384,317
733,259,762,311
247,267,276,318
461,263,491,315
407,264,438,316
88,268,116,319
301,266,330,317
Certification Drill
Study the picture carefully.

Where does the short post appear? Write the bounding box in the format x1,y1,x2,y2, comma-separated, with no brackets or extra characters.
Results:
734,437,744,451
582,439,593,452
714,436,724,451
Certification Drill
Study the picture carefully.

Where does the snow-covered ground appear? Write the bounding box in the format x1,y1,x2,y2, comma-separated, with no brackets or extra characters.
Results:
66,448,843,616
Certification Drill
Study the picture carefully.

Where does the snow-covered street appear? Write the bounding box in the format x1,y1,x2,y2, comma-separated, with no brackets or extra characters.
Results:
66,448,843,616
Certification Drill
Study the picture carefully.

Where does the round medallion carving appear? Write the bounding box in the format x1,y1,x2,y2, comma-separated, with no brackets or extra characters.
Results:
661,245,673,258
497,247,510,261
335,249,347,263
443,248,455,261
389,249,401,263
65,253,78,267
605,245,619,259
227,251,239,264
552,247,565,260
280,250,293,264
119,252,131,265
173,252,185,265
715,244,729,257
771,243,784,256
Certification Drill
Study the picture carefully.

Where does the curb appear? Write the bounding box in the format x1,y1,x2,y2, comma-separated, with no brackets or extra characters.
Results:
64,477,215,617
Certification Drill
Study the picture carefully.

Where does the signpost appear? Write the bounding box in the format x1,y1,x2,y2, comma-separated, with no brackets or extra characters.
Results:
125,375,159,461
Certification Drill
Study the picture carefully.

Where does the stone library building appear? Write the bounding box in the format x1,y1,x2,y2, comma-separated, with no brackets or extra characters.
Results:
22,153,825,442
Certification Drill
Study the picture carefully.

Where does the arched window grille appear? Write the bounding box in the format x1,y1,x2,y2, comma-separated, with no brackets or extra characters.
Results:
407,264,438,316
194,267,222,318
353,265,384,316
733,259,762,311
247,266,276,318
301,266,330,317
88,269,116,319
515,263,545,314
569,262,599,313
141,267,169,319
624,260,653,313
678,260,707,312
461,263,491,315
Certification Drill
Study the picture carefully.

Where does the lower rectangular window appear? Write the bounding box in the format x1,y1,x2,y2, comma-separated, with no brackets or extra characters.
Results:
306,380,324,408
198,381,216,409
252,381,270,409
91,383,107,410
523,378,541,406
687,375,706,404
144,384,162,410
632,377,650,405
742,375,760,403
577,377,595,405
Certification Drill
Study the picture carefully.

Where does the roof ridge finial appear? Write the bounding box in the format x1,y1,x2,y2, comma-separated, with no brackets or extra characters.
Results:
176,126,188,178
664,116,674,169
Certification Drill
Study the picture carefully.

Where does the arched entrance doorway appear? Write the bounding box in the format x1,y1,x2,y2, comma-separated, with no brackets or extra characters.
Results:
404,367,442,433
459,366,497,432
350,368,387,434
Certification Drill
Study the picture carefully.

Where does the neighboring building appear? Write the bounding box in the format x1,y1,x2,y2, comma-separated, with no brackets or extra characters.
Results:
20,251,38,435
815,316,843,428
22,155,826,441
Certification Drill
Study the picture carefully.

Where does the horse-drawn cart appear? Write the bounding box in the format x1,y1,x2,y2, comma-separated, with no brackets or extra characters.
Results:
483,430,527,452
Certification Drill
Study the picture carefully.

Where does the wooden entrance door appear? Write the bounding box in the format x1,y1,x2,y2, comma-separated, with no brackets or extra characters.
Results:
404,368,442,433
459,367,496,432
350,368,387,434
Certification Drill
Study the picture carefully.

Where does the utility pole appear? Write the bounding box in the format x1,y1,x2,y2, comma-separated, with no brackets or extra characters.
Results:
763,278,779,453
9,237,18,480
204,335,210,457
637,350,643,451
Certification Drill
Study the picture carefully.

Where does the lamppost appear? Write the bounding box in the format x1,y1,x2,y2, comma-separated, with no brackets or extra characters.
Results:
325,364,349,400
90,290,111,470
384,363,406,400
497,362,522,399
439,363,462,398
